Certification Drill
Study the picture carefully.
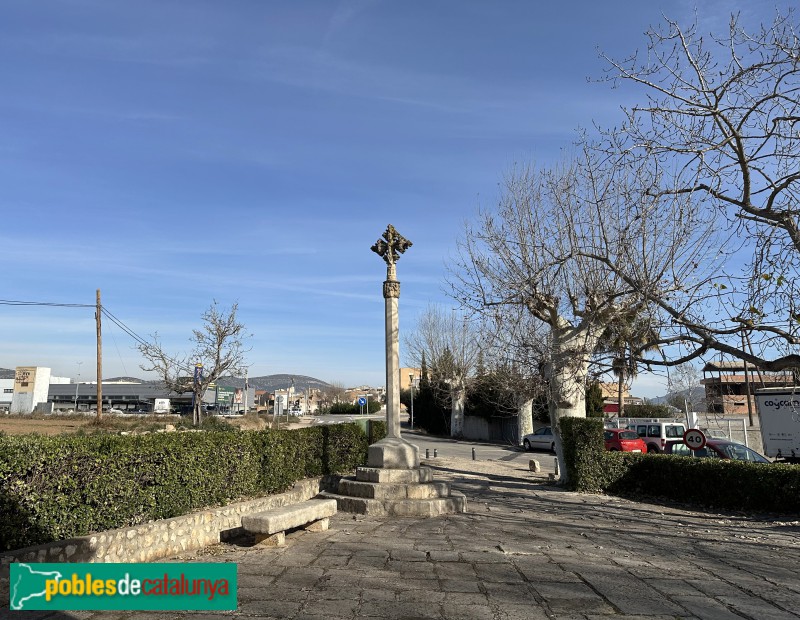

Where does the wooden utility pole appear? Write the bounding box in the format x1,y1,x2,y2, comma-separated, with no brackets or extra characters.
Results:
96,289,103,420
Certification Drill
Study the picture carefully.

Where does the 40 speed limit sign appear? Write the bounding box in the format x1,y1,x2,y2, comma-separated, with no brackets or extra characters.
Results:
683,428,707,451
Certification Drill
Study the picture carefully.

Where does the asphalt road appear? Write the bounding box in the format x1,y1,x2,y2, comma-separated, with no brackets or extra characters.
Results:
303,411,558,474
402,428,558,474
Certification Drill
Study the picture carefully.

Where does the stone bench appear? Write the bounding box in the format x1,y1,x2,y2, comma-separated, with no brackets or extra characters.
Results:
240,498,337,546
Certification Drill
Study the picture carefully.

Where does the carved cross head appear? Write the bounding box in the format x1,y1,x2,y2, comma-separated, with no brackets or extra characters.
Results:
371,224,412,279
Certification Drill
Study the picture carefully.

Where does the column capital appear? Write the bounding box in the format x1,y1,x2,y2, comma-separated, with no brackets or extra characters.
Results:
383,280,400,298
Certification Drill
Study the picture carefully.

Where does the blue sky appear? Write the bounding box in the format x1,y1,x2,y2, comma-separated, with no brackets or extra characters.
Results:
0,0,784,396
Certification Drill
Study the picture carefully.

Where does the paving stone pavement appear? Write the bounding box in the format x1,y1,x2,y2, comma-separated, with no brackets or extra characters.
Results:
7,457,800,620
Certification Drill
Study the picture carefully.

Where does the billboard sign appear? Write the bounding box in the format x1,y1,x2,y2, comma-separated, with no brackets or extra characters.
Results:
14,367,37,394
216,387,234,405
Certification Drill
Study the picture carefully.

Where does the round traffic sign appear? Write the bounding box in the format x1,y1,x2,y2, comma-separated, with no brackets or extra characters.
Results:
357,397,367,406
683,428,706,451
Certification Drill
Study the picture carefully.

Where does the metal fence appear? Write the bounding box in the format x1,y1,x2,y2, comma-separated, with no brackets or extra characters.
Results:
695,413,761,451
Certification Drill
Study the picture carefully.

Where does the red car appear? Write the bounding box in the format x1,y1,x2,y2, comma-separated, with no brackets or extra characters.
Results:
604,428,647,452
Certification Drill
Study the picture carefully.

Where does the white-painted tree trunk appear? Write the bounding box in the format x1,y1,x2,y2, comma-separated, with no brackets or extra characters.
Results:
517,398,534,444
544,321,599,484
450,386,466,437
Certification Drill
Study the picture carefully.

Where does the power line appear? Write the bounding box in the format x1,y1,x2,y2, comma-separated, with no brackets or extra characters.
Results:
101,306,194,374
0,296,197,376
0,299,94,308
100,307,151,349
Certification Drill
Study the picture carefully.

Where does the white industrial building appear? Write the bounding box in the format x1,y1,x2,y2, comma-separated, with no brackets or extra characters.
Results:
0,367,71,413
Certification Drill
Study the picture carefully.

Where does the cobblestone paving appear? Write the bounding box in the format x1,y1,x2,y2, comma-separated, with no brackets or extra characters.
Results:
7,457,800,620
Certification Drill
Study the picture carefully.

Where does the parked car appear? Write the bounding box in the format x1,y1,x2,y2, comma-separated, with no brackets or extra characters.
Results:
604,428,647,452
665,438,771,463
522,427,555,452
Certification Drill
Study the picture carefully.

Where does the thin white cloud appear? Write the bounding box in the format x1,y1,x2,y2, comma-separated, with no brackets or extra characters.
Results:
248,45,532,116
322,0,383,47
0,29,215,69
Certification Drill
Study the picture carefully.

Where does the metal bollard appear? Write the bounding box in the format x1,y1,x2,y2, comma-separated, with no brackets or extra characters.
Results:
553,458,560,476
426,448,430,459
472,447,476,460
434,449,438,458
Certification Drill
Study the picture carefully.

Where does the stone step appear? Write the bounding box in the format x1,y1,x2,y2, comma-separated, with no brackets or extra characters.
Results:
355,466,434,484
321,491,467,518
338,479,451,500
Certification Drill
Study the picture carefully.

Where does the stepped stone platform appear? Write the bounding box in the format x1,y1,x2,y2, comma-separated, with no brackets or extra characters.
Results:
322,466,467,517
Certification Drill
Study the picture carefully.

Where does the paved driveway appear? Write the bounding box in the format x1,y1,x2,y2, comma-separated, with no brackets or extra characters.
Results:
161,457,800,620
21,456,800,620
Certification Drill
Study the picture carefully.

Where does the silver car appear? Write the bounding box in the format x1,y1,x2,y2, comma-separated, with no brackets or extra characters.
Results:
522,426,555,452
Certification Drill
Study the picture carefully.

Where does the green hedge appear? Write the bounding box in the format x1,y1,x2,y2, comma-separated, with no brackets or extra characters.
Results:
0,423,385,551
621,403,675,418
558,418,605,493
607,455,800,512
561,417,800,513
325,401,382,415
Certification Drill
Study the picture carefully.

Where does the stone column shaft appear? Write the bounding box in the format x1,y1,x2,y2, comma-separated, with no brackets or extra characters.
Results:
385,287,400,438
368,224,418,469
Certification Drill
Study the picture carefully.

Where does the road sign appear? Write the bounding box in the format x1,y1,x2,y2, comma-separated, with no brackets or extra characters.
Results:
357,397,367,406
683,428,707,451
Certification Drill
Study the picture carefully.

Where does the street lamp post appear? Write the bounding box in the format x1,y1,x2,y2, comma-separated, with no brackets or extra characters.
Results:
74,361,83,412
409,372,415,430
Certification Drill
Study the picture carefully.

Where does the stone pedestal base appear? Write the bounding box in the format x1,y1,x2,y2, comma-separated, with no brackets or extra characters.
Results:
324,465,467,517
367,437,420,469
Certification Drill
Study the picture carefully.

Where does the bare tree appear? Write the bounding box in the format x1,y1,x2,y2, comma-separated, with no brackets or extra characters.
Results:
601,10,800,371
327,381,348,403
404,304,481,437
667,363,705,414
477,305,549,441
450,147,715,480
138,301,249,426
318,380,347,413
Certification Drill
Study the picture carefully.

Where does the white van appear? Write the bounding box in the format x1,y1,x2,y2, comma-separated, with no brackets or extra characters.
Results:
626,419,686,453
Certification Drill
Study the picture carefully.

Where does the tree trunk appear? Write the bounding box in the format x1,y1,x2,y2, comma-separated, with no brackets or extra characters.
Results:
617,366,625,418
544,322,598,484
517,398,534,444
193,387,202,426
450,385,465,437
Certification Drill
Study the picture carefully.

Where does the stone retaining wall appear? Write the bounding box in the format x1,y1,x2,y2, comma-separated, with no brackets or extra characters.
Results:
0,475,340,602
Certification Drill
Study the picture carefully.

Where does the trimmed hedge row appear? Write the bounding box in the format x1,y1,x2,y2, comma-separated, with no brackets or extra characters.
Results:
607,454,800,512
0,422,386,551
561,417,800,513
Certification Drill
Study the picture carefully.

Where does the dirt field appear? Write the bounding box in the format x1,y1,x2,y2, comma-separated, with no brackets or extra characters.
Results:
0,413,274,436
0,415,93,435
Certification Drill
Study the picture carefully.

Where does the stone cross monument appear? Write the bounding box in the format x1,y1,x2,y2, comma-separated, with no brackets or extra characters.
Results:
319,226,465,516
369,225,420,469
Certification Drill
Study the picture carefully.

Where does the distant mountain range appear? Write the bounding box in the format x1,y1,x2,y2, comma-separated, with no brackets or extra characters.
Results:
217,374,333,392
0,368,332,392
648,386,705,406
